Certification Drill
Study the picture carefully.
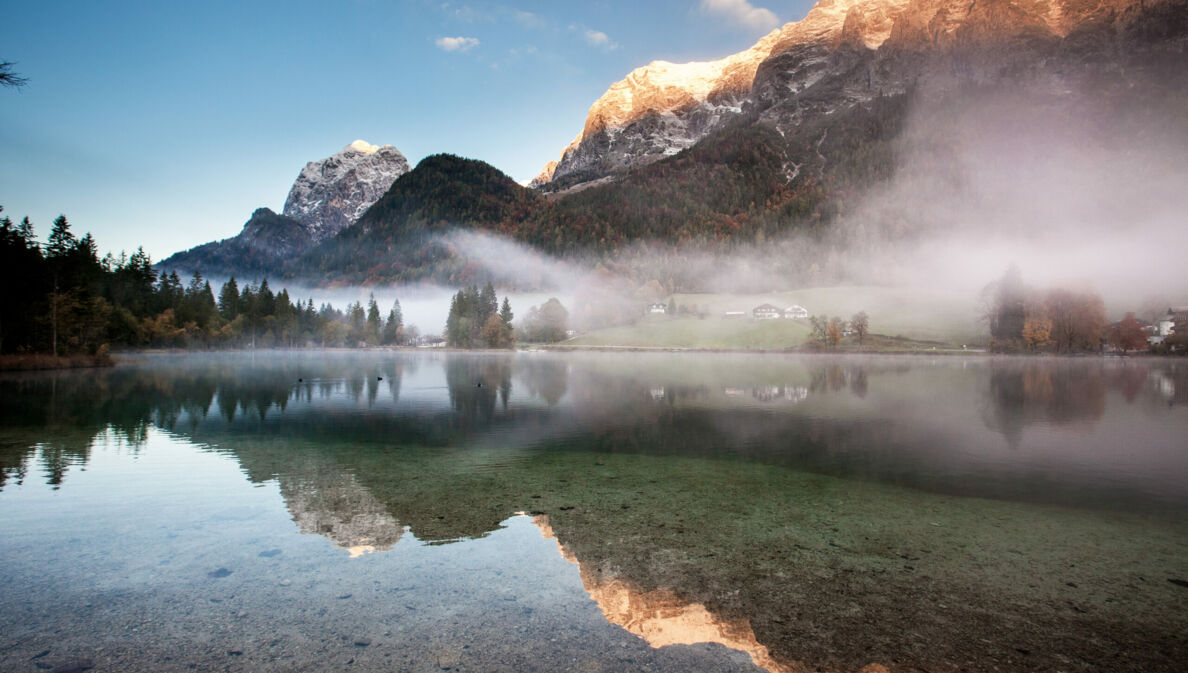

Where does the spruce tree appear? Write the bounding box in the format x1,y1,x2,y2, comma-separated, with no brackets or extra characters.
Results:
219,278,240,321
365,294,382,345
500,297,513,326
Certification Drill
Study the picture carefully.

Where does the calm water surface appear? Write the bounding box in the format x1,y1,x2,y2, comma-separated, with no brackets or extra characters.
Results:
1,352,1186,673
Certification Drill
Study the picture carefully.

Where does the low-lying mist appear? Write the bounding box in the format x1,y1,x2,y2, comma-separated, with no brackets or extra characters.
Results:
835,88,1188,312
221,82,1187,339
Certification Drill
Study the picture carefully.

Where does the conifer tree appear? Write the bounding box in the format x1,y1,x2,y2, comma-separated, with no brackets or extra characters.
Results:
500,297,513,326
219,277,240,321
365,294,382,345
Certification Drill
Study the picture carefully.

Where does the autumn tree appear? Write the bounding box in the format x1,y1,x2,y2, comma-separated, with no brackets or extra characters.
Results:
1046,288,1107,353
826,317,844,347
1108,313,1148,354
1021,314,1052,352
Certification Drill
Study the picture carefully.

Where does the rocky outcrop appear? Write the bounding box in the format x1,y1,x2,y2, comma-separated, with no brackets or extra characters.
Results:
282,140,410,241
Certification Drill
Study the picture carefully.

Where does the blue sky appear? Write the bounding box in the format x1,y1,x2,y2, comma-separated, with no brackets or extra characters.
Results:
1,0,814,261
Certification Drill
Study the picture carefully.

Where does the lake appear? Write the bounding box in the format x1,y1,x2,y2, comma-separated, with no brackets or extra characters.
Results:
1,351,1185,673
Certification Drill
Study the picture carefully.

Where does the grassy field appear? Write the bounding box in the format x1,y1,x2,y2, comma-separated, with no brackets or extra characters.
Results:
567,315,811,350
565,286,985,350
673,287,984,345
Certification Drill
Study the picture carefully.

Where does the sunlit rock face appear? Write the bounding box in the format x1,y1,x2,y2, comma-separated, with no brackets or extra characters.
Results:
536,0,1160,189
282,140,410,241
527,160,559,189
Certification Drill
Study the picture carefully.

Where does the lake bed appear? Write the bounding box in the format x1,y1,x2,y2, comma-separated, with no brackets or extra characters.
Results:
2,352,1186,672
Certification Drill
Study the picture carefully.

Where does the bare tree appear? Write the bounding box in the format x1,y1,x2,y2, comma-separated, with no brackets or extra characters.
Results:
850,311,869,345
0,62,29,89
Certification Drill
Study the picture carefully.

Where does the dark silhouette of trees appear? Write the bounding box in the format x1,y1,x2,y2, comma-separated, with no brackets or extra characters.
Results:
0,205,415,354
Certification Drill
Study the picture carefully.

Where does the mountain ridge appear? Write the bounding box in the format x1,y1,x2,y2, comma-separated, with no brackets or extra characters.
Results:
535,0,1179,191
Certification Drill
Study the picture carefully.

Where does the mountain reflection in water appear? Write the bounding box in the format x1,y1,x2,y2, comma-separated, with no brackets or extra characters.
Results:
1,352,1187,672
532,514,802,673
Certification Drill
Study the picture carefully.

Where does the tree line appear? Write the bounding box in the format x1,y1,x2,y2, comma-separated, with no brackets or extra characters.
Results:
982,265,1183,354
442,283,570,348
444,283,515,348
0,207,413,355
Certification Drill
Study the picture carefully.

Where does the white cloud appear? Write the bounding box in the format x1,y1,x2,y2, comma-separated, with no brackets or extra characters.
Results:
700,0,780,33
513,10,545,29
584,29,617,50
435,36,480,52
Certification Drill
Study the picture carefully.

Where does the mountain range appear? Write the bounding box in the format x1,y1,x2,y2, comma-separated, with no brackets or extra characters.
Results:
159,0,1188,288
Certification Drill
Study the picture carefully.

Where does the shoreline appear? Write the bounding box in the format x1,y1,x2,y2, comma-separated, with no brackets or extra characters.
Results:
0,353,115,372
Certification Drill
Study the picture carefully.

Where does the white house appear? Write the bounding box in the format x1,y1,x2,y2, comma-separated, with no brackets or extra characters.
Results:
753,303,782,319
1149,307,1184,345
783,304,809,319
648,302,668,314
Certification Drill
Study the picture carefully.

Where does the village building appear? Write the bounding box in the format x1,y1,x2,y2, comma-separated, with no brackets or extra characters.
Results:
752,303,782,319
1149,307,1186,345
783,304,809,319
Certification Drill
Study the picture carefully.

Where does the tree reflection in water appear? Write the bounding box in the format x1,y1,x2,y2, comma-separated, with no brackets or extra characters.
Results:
2,353,1187,673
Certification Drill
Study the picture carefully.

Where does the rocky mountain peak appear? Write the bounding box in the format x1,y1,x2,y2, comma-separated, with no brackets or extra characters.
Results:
532,0,1154,190
282,140,410,241
535,0,912,189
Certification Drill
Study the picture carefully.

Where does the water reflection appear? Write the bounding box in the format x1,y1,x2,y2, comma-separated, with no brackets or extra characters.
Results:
982,360,1107,448
3,353,1187,513
533,514,797,673
281,455,406,557
1,352,1186,672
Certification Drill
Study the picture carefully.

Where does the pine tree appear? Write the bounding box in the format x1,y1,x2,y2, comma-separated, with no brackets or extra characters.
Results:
365,294,382,345
500,297,513,326
219,277,240,321
17,217,36,249
480,282,498,324
46,215,75,259
382,298,403,346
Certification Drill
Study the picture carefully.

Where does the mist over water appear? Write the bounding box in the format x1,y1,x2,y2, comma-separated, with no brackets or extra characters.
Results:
2,352,1187,672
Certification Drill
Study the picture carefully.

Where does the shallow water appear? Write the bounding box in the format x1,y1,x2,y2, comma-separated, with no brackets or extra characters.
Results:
1,351,1186,672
